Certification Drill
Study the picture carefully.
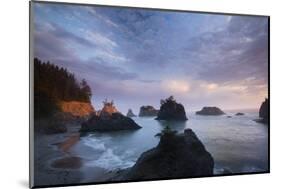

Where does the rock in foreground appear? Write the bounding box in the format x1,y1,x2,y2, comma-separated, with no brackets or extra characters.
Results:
196,107,225,115
139,106,158,117
258,98,269,124
80,113,141,132
126,109,136,117
156,96,187,121
116,128,214,180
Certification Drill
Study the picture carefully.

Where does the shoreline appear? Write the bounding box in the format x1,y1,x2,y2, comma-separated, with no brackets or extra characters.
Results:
33,122,117,187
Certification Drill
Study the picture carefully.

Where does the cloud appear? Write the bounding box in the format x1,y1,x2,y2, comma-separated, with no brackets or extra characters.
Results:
33,3,268,111
162,80,190,94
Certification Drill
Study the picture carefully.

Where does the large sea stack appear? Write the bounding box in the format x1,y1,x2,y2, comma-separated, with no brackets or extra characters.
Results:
156,96,187,121
139,106,158,117
80,100,141,132
115,128,214,180
258,98,269,124
196,107,225,115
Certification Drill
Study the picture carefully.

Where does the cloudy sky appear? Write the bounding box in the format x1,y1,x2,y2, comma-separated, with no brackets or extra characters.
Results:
32,2,268,114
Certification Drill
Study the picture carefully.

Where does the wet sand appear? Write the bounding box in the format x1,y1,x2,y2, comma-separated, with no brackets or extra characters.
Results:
32,123,117,187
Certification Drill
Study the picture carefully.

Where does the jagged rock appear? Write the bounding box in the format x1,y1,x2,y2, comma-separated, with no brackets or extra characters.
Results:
196,107,225,115
80,100,141,132
127,109,136,117
114,128,214,180
235,112,244,116
139,106,158,117
80,113,141,132
258,98,269,124
156,96,187,121
99,99,119,117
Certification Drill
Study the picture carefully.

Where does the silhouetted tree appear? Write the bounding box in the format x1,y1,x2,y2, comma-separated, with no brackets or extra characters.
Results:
34,58,93,117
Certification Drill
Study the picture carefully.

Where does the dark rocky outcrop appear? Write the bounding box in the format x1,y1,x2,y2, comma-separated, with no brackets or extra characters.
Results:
227,116,232,118
34,112,69,134
258,98,269,124
196,107,225,115
80,113,141,132
126,109,136,117
156,96,187,121
114,128,214,180
139,106,158,117
80,100,141,132
235,112,244,116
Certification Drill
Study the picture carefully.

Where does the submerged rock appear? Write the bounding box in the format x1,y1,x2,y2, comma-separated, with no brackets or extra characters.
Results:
235,112,244,116
156,96,187,121
196,107,225,115
80,113,141,132
115,128,214,180
139,106,158,117
126,109,136,117
258,98,269,124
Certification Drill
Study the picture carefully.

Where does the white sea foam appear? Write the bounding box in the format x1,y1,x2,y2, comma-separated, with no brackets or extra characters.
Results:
82,136,135,170
82,137,106,151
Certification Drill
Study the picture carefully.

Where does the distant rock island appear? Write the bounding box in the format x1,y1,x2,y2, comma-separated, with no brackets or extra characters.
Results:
80,100,141,132
196,107,225,115
235,112,244,116
258,98,269,124
126,109,136,117
139,106,159,117
156,96,187,121
114,127,214,180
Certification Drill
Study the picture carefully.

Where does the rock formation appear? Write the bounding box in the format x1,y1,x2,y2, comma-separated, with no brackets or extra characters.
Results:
99,99,118,117
258,98,269,124
80,113,141,132
139,106,159,117
127,109,136,117
80,100,141,132
235,112,244,116
196,107,225,115
156,96,187,120
114,128,214,180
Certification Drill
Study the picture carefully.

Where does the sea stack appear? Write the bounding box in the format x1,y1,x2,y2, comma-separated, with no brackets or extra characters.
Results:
116,128,214,180
235,112,244,116
127,109,136,117
139,106,159,117
258,98,269,124
80,100,141,132
156,96,187,121
196,107,225,115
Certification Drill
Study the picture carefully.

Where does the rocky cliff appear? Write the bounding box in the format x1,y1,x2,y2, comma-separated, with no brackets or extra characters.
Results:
259,98,269,124
59,101,95,117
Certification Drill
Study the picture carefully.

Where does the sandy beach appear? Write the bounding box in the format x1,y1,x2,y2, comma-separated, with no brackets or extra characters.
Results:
32,123,115,187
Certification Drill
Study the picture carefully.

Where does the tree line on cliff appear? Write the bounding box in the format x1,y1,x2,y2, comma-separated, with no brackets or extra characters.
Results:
34,58,92,117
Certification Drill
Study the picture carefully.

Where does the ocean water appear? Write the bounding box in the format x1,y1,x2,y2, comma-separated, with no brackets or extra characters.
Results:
71,109,268,175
